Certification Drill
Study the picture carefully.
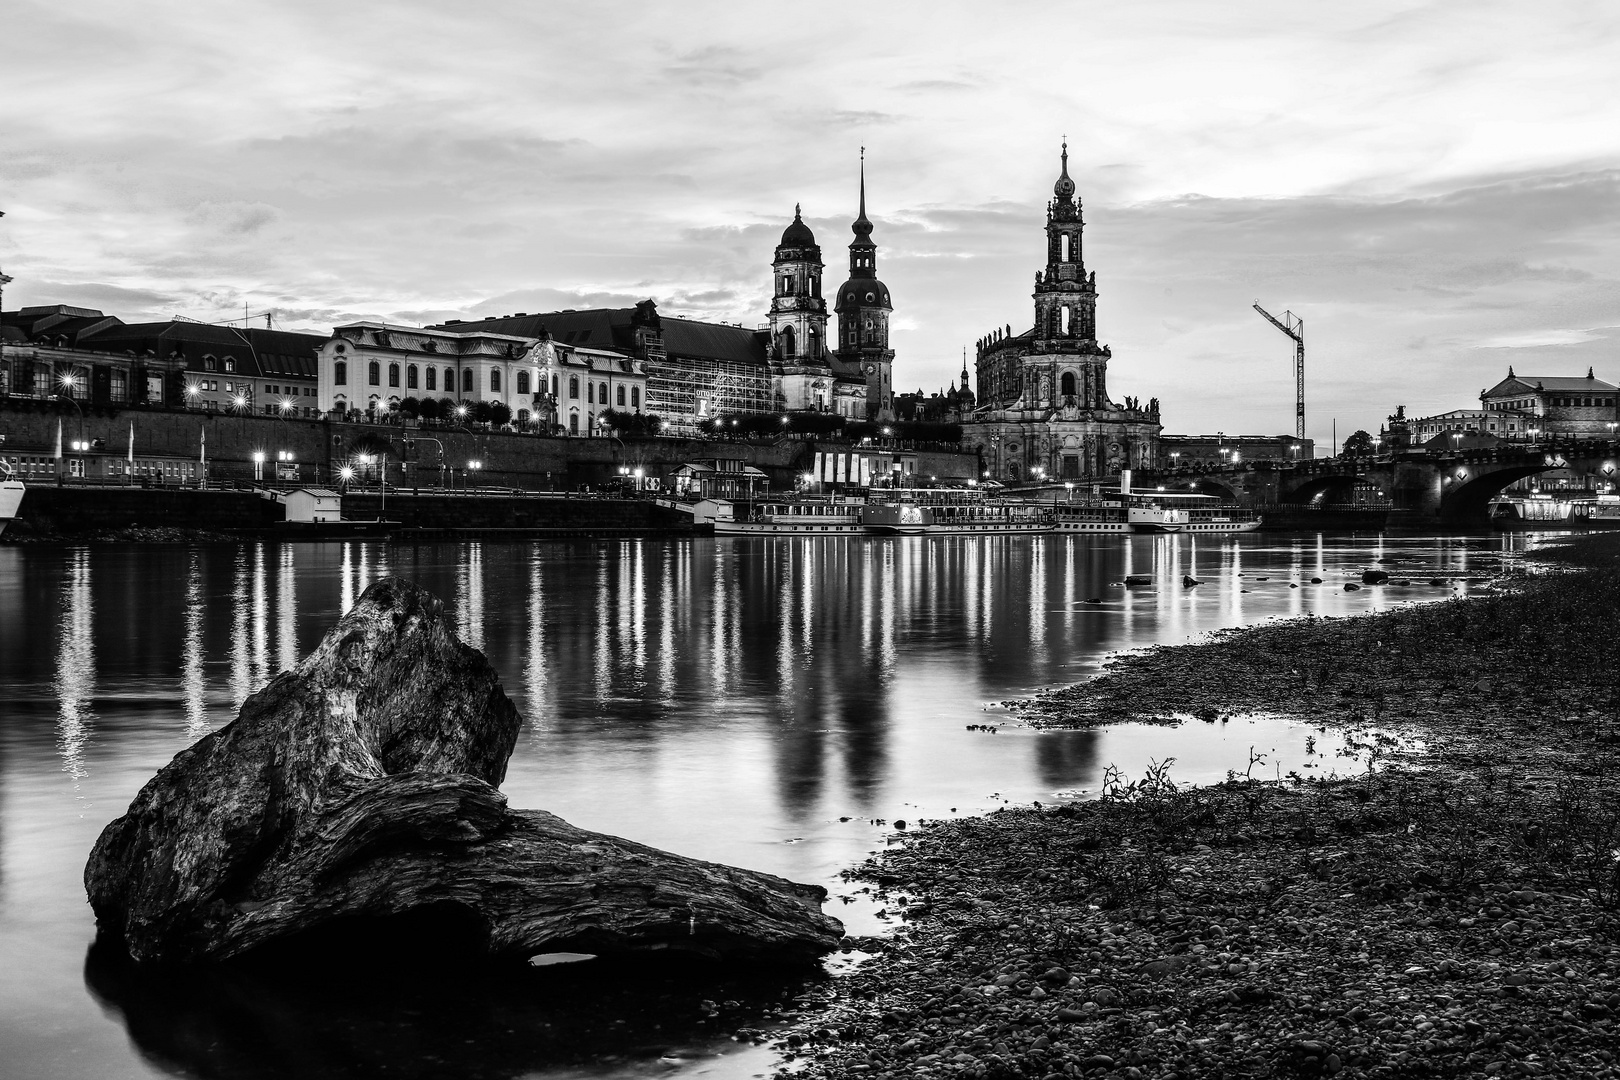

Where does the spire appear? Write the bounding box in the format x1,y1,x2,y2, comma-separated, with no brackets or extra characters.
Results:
1053,136,1077,200
853,147,873,238
795,202,801,219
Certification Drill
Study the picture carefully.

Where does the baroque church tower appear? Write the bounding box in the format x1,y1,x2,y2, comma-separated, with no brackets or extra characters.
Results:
834,153,895,420
768,204,827,368
964,142,1161,482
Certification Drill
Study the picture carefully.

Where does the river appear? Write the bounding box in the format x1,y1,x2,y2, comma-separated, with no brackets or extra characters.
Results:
0,531,1528,1079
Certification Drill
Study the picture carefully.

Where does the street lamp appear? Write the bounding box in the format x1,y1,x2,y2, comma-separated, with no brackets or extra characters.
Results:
1170,451,1181,469
252,450,265,482
1065,480,1074,503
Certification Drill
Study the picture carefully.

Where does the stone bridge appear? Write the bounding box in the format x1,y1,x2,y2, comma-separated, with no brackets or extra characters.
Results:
1139,441,1620,528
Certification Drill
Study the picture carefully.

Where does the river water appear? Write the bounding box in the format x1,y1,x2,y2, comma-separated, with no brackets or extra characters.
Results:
0,531,1529,1079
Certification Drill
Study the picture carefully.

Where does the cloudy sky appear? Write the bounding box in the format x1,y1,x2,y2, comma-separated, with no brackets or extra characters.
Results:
3,0,1619,446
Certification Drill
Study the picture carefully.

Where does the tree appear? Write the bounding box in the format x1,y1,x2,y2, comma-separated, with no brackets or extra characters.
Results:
487,401,512,427
1342,430,1374,455
471,401,494,425
398,397,421,419
416,397,441,421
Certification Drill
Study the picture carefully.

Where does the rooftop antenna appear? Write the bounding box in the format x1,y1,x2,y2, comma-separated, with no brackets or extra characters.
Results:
1253,301,1305,441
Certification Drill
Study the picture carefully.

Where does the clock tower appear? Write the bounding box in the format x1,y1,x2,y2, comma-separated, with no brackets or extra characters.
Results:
834,152,895,420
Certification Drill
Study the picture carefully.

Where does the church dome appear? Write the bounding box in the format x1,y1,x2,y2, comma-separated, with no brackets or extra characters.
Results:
835,277,892,312
779,205,816,248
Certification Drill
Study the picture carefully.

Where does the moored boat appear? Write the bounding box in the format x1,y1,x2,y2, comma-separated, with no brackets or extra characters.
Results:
0,460,25,537
712,496,866,536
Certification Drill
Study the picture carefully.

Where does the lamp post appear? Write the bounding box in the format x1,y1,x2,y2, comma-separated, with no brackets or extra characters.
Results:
1169,450,1181,470
56,373,86,484
468,459,482,492
252,450,265,482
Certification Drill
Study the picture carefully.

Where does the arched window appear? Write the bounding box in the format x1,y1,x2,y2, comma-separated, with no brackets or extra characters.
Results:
552,375,559,396
444,367,454,391
388,363,400,387
517,409,529,423
406,364,418,389
1061,233,1070,261
1061,372,1076,396
490,369,501,392
517,371,530,394
425,367,436,391
599,382,607,404
569,413,579,435
1060,307,1071,335
569,376,579,399
462,368,473,392
616,384,626,406
779,325,796,357
333,360,347,386
587,382,594,404
368,361,380,385
631,386,640,410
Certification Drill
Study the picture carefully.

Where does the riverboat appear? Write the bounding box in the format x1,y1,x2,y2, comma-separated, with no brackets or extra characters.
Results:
862,490,1051,536
1052,476,1261,534
0,461,24,537
711,496,867,536
1587,495,1620,528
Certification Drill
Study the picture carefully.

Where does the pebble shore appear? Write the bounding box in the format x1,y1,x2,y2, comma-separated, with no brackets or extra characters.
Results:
772,535,1620,1079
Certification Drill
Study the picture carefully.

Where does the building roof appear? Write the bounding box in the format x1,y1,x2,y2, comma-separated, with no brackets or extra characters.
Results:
77,322,324,379
436,307,773,367
1483,374,1618,397
288,488,342,499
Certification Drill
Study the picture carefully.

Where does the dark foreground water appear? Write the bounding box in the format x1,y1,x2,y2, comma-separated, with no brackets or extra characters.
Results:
0,532,1533,1078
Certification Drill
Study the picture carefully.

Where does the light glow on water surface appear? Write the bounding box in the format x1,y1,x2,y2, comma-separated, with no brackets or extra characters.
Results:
0,530,1535,1079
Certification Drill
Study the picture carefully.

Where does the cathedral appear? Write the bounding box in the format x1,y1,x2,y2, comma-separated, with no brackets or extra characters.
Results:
964,145,1161,482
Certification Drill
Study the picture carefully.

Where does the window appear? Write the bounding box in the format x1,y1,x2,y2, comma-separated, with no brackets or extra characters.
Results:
552,375,559,396
599,382,607,404
587,382,594,404
569,376,579,399
1061,372,1076,396
631,386,640,410
224,358,235,373
569,413,579,435
517,409,529,423
388,363,400,387
490,369,501,392
462,368,473,392
445,367,454,391
617,385,625,406
204,356,217,372
407,365,418,389
368,361,380,386
426,367,436,391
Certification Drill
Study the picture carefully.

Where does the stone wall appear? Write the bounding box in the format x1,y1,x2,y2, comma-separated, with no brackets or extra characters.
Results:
0,400,978,491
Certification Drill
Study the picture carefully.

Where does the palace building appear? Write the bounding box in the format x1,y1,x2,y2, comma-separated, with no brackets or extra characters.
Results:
964,145,1161,482
395,167,895,435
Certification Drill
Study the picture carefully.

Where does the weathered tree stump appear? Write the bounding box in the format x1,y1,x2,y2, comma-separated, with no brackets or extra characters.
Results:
85,577,842,965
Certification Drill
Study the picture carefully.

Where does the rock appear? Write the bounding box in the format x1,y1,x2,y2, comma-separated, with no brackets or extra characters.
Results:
1311,577,1323,584
1362,569,1390,584
1124,575,1153,586
1344,583,1361,591
85,578,842,966
1183,576,1203,587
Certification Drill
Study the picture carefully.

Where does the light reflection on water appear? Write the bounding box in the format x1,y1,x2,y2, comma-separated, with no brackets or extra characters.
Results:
0,530,1538,1080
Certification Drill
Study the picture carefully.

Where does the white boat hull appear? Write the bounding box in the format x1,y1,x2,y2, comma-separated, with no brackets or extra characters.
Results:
0,480,25,536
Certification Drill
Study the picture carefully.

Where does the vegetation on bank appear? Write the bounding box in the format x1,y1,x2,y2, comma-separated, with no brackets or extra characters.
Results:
774,535,1620,1079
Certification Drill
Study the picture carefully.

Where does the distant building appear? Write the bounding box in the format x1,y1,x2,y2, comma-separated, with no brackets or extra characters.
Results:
429,173,895,435
1158,434,1313,469
1478,368,1619,438
315,320,647,435
964,145,1161,482
1,304,322,415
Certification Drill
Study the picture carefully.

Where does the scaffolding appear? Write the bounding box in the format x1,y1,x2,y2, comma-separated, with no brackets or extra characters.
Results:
647,355,775,434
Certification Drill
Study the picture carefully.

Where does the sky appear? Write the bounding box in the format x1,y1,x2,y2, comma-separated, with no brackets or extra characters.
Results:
3,0,1619,448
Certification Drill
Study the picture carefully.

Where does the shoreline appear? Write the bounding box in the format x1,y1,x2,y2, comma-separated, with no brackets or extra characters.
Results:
776,534,1620,1079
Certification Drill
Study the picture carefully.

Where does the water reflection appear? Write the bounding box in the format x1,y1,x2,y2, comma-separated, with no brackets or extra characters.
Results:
183,552,208,738
54,548,94,780
83,939,810,1080
0,531,1545,1080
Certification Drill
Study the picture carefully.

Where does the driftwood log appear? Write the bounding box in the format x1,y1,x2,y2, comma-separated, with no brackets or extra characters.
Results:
85,577,842,965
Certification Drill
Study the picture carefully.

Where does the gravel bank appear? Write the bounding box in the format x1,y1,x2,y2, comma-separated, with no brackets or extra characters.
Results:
775,535,1620,1079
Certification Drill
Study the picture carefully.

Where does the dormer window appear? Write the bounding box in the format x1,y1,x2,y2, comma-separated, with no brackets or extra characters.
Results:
224,358,235,373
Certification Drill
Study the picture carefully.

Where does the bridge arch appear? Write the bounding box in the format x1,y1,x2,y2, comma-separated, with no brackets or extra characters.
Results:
1283,474,1363,506
1440,465,1549,525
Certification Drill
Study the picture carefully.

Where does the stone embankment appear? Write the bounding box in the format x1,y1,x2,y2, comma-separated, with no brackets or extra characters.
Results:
774,535,1620,1079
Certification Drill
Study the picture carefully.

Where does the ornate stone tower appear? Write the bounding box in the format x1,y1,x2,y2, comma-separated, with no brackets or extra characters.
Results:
1032,140,1108,406
834,153,895,420
768,205,828,367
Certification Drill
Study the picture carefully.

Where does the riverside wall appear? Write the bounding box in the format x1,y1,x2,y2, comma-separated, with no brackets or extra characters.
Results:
0,401,979,490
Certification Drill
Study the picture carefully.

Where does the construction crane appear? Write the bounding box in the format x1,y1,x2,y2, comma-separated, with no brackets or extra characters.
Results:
1253,302,1304,441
